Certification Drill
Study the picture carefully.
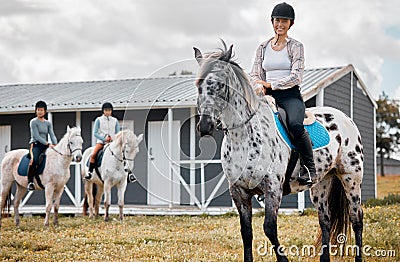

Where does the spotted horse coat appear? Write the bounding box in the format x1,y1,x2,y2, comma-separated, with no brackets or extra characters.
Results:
193,42,363,262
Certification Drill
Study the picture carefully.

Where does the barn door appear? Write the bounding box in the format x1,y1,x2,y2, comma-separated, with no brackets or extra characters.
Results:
147,121,180,205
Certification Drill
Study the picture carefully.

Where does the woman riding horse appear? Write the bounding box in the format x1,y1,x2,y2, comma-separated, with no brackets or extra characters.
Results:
27,101,57,191
250,2,315,186
85,102,120,180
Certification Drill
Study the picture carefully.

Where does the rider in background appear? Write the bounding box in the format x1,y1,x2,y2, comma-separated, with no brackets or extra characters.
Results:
85,102,120,180
250,2,315,186
28,101,57,191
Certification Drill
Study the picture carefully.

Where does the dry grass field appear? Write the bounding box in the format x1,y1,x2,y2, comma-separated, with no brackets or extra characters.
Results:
0,175,399,261
377,174,400,199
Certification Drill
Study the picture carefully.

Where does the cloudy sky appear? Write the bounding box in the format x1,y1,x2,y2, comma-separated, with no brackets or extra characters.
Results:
1,0,400,100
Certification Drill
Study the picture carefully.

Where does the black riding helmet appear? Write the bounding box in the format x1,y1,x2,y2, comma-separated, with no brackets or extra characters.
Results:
271,2,295,27
102,102,113,112
35,100,47,111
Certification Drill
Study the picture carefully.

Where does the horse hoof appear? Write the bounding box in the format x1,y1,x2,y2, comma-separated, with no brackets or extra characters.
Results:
104,217,109,222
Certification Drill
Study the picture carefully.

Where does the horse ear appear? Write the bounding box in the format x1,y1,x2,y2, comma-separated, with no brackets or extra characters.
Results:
219,44,233,62
67,125,70,132
137,134,144,144
193,47,202,64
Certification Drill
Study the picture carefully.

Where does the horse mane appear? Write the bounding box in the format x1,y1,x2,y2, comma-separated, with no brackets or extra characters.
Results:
196,40,258,111
115,129,136,146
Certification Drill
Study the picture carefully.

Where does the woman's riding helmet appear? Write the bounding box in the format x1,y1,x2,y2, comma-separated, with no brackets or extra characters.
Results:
102,102,113,112
271,2,295,26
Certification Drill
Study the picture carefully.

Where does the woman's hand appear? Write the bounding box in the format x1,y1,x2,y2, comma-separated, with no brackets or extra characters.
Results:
105,135,113,143
254,80,271,95
255,80,271,89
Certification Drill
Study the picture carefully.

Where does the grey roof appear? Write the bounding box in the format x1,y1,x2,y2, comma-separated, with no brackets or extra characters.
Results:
0,64,375,114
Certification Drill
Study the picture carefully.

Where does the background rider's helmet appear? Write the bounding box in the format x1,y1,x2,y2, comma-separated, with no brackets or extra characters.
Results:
271,2,295,26
102,102,113,112
35,100,47,111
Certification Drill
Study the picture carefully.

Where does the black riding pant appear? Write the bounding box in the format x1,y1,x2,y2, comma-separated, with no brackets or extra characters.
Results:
268,86,305,139
29,142,47,167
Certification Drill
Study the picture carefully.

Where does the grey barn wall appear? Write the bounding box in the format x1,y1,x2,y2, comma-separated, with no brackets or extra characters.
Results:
0,113,32,149
324,73,352,116
352,77,375,201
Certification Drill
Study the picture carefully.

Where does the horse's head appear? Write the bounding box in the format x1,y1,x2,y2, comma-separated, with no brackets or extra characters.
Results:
116,130,143,174
66,126,83,162
193,42,254,136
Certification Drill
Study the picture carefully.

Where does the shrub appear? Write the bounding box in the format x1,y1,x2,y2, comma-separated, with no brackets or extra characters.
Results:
364,193,400,207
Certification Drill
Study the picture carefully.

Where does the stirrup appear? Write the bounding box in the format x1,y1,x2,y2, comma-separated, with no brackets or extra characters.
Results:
127,173,137,183
298,166,313,186
27,182,35,191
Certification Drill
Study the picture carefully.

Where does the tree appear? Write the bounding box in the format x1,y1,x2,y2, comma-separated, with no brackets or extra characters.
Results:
376,92,400,176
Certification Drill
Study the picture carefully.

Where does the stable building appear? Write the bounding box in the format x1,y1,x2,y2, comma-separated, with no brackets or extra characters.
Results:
0,64,377,214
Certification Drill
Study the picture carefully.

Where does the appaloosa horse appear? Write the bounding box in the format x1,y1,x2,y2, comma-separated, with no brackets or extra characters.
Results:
193,43,363,262
81,130,143,221
0,126,83,227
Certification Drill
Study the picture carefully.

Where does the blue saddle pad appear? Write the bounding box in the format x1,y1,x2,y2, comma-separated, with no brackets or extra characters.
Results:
17,154,47,177
274,112,330,150
86,149,104,168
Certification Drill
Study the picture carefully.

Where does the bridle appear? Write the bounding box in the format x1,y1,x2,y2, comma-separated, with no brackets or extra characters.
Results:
51,134,82,157
197,64,257,132
107,140,138,172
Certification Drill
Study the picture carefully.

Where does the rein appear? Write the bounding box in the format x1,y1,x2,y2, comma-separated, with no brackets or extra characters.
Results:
221,111,256,132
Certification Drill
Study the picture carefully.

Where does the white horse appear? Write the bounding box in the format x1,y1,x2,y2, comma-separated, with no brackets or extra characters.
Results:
194,43,364,262
0,126,83,227
81,130,143,221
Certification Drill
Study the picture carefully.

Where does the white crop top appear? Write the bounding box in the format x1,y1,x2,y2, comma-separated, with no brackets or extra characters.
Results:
262,43,291,83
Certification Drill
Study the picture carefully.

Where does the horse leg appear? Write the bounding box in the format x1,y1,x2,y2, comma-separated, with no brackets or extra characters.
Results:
310,177,333,262
103,182,111,222
262,183,288,262
44,185,54,227
339,173,363,262
85,181,94,219
0,179,13,228
117,182,127,221
229,185,253,262
13,184,26,227
52,186,64,227
95,185,103,218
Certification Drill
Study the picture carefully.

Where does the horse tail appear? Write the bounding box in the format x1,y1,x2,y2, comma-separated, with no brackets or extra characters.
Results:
316,172,351,247
1,190,12,218
92,183,97,205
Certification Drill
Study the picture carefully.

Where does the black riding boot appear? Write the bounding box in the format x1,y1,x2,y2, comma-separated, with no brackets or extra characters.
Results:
85,162,95,180
27,165,36,191
296,131,316,186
